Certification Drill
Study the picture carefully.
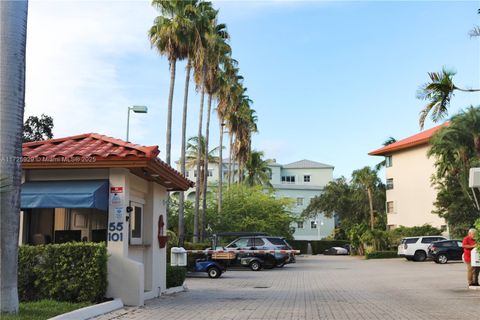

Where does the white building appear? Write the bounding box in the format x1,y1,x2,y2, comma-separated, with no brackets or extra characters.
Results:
177,158,335,240
369,124,447,231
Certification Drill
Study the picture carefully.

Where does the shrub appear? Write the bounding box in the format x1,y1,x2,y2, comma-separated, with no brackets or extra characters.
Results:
183,241,211,250
18,242,107,303
288,240,350,255
365,251,398,259
166,266,186,288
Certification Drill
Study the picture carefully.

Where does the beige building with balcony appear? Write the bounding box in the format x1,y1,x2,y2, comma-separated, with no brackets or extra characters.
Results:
369,124,447,231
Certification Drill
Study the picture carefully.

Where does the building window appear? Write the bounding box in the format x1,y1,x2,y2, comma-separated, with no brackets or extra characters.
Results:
130,202,143,245
297,221,304,229
311,221,317,229
185,171,189,178
386,178,394,190
208,169,213,177
281,176,295,184
194,170,197,178
387,201,394,214
304,175,311,182
385,156,392,167
296,197,304,206
268,171,273,180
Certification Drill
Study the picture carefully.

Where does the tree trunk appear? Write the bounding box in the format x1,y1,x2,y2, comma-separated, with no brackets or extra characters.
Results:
165,58,176,165
228,133,233,187
0,0,28,313
202,94,212,241
367,187,375,230
178,60,191,246
218,121,223,213
193,87,205,243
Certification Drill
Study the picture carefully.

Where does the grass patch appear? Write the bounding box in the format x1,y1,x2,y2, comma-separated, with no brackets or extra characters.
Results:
1,300,91,320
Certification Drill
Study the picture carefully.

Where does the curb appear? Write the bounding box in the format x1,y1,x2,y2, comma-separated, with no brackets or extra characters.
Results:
163,284,188,295
49,298,123,320
468,285,480,291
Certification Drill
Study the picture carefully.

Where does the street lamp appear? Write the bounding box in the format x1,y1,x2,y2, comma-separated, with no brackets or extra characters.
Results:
126,106,148,142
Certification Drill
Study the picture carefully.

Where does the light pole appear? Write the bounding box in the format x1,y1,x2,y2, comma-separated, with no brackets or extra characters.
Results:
126,106,148,142
315,219,324,240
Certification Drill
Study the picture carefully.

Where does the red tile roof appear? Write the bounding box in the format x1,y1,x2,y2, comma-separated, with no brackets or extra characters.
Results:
23,133,159,160
368,123,448,156
22,133,193,191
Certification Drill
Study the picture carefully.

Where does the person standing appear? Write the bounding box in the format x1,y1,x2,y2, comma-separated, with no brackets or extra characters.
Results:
462,228,479,287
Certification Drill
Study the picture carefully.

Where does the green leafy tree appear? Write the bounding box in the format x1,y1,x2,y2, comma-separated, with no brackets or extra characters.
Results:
208,185,295,238
22,114,53,143
352,166,382,230
428,106,480,237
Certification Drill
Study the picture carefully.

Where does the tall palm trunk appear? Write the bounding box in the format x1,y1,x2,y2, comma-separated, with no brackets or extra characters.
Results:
193,87,205,243
165,57,176,165
202,94,213,240
178,60,191,246
228,133,233,186
218,121,223,213
367,187,374,230
0,0,28,313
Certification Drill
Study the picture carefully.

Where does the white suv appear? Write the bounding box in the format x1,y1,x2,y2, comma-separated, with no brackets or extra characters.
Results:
397,236,446,261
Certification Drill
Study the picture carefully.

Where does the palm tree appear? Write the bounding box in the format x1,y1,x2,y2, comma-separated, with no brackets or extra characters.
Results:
201,21,230,239
429,106,480,207
176,0,209,246
352,167,380,230
185,136,220,213
417,68,480,129
244,151,272,187
150,0,192,165
374,137,397,170
0,0,28,313
216,60,241,212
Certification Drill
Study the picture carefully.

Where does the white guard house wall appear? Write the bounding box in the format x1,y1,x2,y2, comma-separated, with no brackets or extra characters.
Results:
106,168,168,306
21,168,168,306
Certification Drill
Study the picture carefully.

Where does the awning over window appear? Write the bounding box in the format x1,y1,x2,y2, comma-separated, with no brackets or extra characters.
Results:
21,180,109,211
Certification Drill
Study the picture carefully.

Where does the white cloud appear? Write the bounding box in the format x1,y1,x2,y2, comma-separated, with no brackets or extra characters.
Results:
25,0,159,140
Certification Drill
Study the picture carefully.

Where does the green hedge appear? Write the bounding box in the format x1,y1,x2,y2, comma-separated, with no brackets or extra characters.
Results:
289,240,350,255
166,266,187,288
18,242,108,303
365,251,398,259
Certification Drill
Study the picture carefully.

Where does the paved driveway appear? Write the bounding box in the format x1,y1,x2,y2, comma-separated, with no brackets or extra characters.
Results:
96,256,479,320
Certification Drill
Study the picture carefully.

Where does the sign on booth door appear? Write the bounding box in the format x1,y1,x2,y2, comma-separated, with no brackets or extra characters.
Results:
130,202,143,245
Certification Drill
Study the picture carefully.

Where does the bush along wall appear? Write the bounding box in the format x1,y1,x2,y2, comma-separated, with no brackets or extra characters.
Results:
166,266,187,288
365,251,398,259
289,240,350,255
18,242,108,303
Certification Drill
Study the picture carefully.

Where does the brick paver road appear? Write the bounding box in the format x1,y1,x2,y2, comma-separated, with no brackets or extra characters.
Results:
96,256,479,320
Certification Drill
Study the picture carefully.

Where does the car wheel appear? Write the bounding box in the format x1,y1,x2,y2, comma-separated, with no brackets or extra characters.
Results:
437,254,448,264
413,250,427,262
207,266,221,278
250,261,262,271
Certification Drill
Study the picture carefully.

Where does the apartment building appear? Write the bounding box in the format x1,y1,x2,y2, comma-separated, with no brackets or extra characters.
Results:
368,124,447,231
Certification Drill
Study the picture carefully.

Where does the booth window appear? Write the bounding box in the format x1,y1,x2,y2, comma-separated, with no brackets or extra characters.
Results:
130,202,143,244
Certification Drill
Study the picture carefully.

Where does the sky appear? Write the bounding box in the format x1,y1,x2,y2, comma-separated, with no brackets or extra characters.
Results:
25,0,480,179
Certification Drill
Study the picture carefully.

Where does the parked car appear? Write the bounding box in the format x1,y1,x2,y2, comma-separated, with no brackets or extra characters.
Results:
428,239,463,264
224,236,293,270
397,236,447,261
323,246,349,255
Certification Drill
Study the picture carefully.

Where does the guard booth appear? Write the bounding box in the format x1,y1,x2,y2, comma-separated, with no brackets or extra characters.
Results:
19,133,193,306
